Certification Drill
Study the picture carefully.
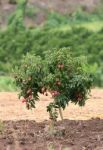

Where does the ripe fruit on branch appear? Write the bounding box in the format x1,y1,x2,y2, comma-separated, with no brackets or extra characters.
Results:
22,99,26,103
29,95,32,99
51,90,60,97
75,92,83,101
57,64,64,69
56,81,61,86
60,64,64,68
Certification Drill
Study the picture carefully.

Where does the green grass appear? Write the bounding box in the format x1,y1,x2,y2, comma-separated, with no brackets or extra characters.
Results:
53,21,103,32
77,21,103,31
0,76,17,92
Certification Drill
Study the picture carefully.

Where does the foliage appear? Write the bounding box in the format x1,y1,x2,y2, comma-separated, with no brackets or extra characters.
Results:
13,48,93,120
0,23,103,86
0,25,103,86
0,0,103,87
8,0,27,30
14,54,45,109
45,6,103,27
45,12,69,28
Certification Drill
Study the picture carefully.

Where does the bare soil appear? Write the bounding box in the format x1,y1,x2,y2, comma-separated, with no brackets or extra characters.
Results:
0,89,103,121
0,119,103,150
0,89,103,150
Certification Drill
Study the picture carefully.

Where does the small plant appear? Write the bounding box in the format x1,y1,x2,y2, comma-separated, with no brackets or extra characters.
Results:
14,48,93,132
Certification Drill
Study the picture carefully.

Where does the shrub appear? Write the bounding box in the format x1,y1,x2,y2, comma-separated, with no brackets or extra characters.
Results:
14,48,93,121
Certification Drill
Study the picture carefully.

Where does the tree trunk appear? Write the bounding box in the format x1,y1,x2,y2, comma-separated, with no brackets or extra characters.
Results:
49,119,55,135
59,107,63,120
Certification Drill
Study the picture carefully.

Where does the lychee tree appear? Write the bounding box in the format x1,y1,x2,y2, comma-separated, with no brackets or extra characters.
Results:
44,48,93,121
14,48,93,122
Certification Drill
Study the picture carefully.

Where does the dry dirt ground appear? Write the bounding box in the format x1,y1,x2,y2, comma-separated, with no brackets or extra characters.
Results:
0,119,103,150
0,89,103,150
0,89,103,121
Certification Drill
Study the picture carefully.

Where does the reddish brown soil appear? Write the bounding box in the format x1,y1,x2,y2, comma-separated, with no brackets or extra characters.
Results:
0,89,103,150
0,119,103,150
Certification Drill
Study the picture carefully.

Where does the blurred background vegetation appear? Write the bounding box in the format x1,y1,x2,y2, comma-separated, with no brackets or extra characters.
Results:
0,0,103,91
